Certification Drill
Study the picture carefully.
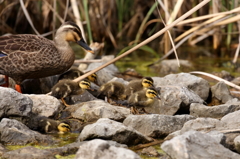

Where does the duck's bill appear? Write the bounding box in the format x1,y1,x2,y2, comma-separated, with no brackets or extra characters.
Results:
77,39,94,54
156,95,161,100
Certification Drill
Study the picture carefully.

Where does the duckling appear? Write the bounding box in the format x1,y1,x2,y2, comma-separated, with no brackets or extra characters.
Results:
125,77,154,98
58,68,83,81
27,115,71,134
128,87,160,114
51,79,91,106
97,81,126,103
0,21,93,92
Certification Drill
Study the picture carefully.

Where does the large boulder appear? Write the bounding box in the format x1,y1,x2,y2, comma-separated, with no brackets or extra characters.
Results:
211,81,234,104
0,118,55,145
153,73,210,100
26,94,62,117
148,86,204,115
180,117,221,134
77,118,152,146
62,100,130,122
123,114,195,138
75,139,140,159
190,102,240,119
161,130,240,159
0,87,32,119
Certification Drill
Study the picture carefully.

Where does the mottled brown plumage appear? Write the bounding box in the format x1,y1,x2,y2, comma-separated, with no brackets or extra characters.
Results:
125,77,154,98
51,79,91,106
97,81,126,102
0,21,93,86
27,115,71,134
128,87,160,114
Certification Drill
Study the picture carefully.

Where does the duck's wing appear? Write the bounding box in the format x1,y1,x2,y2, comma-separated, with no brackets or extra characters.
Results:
0,34,52,55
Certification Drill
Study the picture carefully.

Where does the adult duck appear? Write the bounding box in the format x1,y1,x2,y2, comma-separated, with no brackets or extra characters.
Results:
0,21,93,92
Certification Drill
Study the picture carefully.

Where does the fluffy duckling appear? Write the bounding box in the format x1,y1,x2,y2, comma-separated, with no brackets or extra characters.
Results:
58,68,98,85
51,79,91,106
125,77,154,98
128,87,160,114
27,116,71,134
97,81,126,103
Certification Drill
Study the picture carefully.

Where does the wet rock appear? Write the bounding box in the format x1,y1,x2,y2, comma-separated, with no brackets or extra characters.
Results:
190,102,240,119
2,146,55,159
153,73,210,100
180,117,221,134
148,86,204,115
234,135,240,153
140,146,161,157
75,139,141,159
78,118,153,146
123,114,195,138
26,94,62,117
0,118,55,145
0,87,32,119
161,130,240,159
211,81,234,104
63,100,130,122
85,57,119,86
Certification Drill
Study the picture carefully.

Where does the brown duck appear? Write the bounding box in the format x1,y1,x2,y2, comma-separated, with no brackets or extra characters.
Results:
0,21,93,92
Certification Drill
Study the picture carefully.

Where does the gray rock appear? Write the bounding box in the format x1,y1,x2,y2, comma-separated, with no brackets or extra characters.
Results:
2,146,55,159
0,118,55,145
153,73,210,100
180,117,221,134
75,139,141,159
161,130,240,159
109,77,129,85
0,87,32,119
190,103,240,119
68,90,98,104
220,110,240,129
26,94,61,117
148,86,204,115
150,59,193,75
123,114,195,138
68,100,130,122
234,135,240,153
206,131,226,144
211,81,234,104
78,118,153,146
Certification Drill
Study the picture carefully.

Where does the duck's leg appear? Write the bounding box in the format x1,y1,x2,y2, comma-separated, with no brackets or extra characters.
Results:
130,106,139,115
15,84,22,93
61,98,71,107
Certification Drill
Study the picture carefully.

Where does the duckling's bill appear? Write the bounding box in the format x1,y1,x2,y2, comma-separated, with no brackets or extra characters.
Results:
77,39,94,53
